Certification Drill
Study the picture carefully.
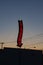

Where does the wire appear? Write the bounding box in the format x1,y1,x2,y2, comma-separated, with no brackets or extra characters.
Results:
5,41,16,43
23,33,43,41
0,33,43,44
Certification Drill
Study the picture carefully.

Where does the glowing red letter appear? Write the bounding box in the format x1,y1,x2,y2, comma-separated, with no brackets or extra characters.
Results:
17,20,23,47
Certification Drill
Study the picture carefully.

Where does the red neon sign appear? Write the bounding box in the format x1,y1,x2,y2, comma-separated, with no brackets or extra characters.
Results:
17,20,23,47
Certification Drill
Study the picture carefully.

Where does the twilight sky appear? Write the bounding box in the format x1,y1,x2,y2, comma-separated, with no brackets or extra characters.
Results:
0,0,43,44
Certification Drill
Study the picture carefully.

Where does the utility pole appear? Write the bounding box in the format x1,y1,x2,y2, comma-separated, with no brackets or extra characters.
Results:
0,42,4,49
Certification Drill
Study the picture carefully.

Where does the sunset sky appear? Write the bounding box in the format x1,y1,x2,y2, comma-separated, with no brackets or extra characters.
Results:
0,0,43,45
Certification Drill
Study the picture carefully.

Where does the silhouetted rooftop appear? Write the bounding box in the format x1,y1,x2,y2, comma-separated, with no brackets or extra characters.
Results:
0,47,42,65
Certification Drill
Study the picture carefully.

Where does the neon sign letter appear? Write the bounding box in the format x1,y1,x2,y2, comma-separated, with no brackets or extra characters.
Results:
17,20,23,47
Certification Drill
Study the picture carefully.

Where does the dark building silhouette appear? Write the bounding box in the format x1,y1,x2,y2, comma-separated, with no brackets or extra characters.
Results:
0,47,42,65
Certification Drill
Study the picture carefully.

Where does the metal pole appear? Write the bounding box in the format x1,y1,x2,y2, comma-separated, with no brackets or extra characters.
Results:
0,42,4,49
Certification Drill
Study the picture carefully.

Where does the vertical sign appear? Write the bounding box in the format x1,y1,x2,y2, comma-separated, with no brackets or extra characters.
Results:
17,20,23,47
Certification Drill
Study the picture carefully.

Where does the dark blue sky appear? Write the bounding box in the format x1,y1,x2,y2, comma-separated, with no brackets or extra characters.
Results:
0,0,43,43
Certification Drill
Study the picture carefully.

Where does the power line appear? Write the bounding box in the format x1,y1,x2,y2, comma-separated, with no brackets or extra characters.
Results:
0,33,43,50
23,33,43,41
0,33,43,44
5,41,16,44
